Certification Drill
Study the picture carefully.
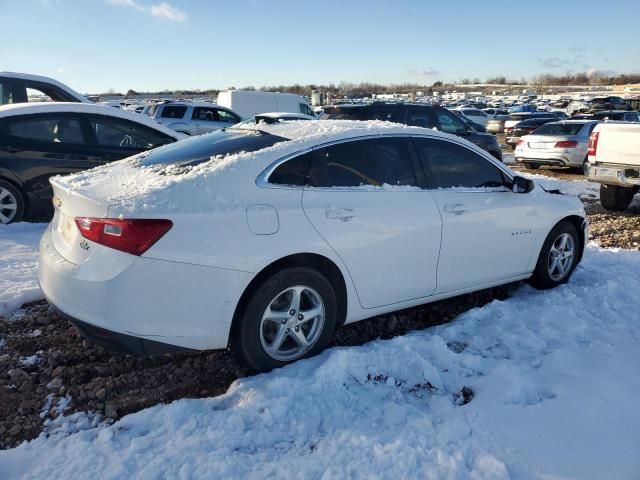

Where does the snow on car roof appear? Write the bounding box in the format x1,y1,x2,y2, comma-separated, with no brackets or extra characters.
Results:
0,102,185,140
52,120,453,215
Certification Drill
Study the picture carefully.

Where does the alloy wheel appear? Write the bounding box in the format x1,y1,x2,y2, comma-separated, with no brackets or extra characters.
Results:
259,285,325,362
0,187,19,224
547,233,575,281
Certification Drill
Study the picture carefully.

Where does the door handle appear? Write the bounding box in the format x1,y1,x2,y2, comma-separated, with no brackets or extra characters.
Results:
325,206,355,221
443,203,467,215
1,146,20,154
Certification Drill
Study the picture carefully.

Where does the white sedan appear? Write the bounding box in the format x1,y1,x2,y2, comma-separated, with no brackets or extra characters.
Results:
39,121,587,371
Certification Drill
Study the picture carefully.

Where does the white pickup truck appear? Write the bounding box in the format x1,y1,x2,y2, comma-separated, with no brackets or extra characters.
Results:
585,122,640,211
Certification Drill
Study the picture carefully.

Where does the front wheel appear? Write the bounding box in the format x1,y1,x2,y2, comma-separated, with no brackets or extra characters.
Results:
231,267,337,372
0,180,25,224
600,184,635,211
529,221,580,290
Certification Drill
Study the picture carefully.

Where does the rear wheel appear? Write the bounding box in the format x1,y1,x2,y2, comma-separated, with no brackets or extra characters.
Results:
529,221,579,290
600,184,635,211
231,267,337,372
0,180,25,224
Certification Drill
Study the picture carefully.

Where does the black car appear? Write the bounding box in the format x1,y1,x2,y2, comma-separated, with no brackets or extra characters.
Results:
322,103,503,160
588,96,629,113
590,110,640,122
504,118,557,147
0,104,180,223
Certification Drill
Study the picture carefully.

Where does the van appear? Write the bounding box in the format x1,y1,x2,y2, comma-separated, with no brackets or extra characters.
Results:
216,90,315,118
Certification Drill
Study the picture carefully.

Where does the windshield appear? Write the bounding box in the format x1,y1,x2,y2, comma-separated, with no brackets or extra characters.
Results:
138,129,287,167
533,123,585,136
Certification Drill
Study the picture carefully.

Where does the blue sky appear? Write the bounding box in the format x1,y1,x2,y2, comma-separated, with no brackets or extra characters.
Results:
1,0,638,93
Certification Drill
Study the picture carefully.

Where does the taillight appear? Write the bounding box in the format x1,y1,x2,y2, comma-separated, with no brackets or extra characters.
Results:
555,140,578,148
74,218,172,256
588,131,599,156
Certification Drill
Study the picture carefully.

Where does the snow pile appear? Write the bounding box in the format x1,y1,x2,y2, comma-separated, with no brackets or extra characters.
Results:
49,120,473,215
1,245,639,479
0,223,47,317
523,172,600,201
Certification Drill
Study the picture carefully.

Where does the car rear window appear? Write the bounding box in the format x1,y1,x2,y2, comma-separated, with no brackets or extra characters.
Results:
138,129,287,168
532,123,585,136
160,105,187,119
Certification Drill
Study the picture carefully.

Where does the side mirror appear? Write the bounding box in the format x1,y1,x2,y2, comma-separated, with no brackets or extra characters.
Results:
511,175,534,193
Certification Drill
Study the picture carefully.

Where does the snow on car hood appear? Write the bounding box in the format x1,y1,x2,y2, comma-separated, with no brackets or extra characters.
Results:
50,120,442,216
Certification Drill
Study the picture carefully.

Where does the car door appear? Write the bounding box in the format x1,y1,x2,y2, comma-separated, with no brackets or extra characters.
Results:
84,114,175,161
301,136,442,309
413,137,538,293
0,113,101,201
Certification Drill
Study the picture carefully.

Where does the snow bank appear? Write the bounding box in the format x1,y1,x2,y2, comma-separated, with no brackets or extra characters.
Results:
0,223,47,317
2,245,639,479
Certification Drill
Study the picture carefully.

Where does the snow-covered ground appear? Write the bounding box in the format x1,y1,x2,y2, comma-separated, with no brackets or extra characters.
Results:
1,244,639,479
0,223,47,317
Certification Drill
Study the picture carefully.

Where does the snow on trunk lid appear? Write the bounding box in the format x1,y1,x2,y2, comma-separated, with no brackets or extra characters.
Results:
50,178,109,265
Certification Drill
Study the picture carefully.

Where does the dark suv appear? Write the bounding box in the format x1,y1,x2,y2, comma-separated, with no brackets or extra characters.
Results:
323,103,502,160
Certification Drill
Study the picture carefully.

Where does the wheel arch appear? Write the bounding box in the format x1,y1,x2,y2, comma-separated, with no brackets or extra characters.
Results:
229,252,348,346
0,174,28,210
558,215,587,263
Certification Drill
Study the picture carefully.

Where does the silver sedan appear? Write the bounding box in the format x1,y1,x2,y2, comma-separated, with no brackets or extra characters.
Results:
514,120,599,172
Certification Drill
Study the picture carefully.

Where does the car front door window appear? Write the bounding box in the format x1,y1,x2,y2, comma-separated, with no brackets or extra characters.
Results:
302,137,441,307
436,110,467,134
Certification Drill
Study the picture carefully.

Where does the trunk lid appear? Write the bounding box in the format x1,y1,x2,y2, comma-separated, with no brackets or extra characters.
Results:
50,178,109,265
523,134,579,150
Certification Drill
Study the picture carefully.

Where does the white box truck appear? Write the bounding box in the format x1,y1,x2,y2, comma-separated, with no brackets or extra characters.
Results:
216,90,315,119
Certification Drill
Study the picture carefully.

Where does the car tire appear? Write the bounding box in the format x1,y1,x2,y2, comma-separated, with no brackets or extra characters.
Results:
581,156,589,176
0,179,25,224
231,267,337,372
529,221,579,290
600,184,635,212
524,163,540,170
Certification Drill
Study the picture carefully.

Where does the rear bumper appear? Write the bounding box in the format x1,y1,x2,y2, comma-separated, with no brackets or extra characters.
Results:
514,150,584,168
53,304,194,354
585,163,640,187
39,225,253,351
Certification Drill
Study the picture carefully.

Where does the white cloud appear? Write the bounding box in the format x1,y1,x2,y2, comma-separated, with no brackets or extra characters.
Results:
408,67,439,77
105,0,187,22
150,2,187,21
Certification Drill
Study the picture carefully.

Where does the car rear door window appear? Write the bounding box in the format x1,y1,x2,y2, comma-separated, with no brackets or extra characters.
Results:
414,138,506,189
309,137,417,188
3,115,84,145
160,105,187,119
268,153,311,186
89,116,173,149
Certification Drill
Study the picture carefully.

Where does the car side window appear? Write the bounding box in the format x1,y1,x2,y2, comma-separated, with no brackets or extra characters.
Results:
299,103,314,116
192,107,218,121
407,109,436,128
435,110,467,134
216,109,240,124
268,153,311,186
160,106,187,119
308,137,417,188
362,109,403,123
414,138,507,189
3,115,84,145
89,116,173,149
